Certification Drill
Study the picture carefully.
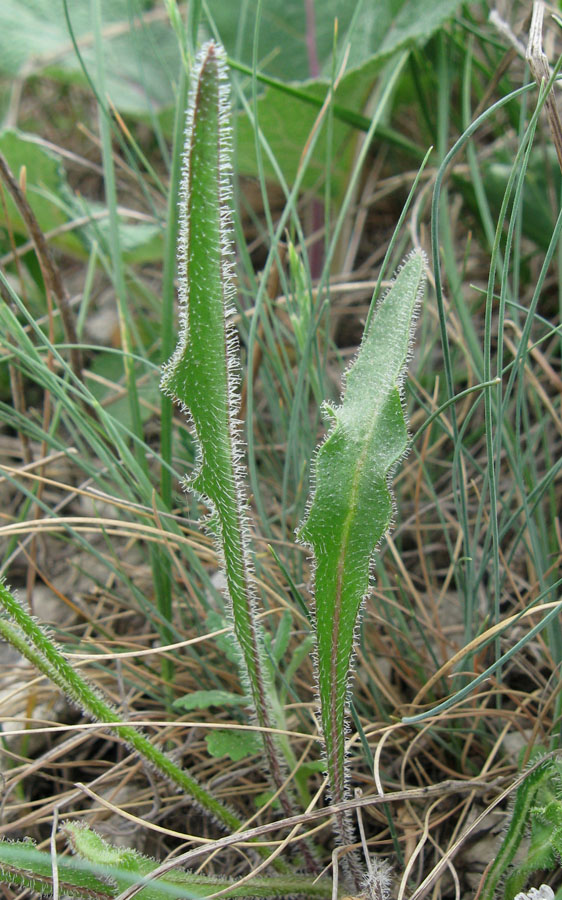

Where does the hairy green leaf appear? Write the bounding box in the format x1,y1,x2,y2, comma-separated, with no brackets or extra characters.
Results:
160,40,289,808
480,759,559,900
0,580,241,832
0,839,112,900
206,729,262,761
297,251,425,851
66,824,327,898
173,689,248,711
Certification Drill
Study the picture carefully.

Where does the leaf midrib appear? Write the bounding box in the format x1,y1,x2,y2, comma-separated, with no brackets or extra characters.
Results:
327,398,386,799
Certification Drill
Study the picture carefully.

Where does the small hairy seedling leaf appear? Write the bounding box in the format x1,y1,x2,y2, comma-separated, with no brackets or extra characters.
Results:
173,689,248,711
0,828,330,900
0,838,112,900
503,816,556,900
206,728,262,761
297,251,426,873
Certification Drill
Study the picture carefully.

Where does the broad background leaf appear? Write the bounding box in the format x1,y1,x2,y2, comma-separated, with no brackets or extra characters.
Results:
0,0,179,117
0,0,463,191
0,130,84,257
0,131,164,264
207,0,463,188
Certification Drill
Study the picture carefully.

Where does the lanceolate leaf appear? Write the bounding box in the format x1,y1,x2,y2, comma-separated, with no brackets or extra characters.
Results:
297,251,426,857
160,42,286,800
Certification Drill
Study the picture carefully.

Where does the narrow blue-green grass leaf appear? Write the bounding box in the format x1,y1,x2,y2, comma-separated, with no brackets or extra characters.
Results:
157,50,189,696
297,251,426,872
90,0,177,689
160,41,289,808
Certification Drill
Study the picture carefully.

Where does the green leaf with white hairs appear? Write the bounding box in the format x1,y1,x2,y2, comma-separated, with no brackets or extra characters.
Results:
297,250,425,856
0,579,241,832
480,758,562,900
160,41,289,806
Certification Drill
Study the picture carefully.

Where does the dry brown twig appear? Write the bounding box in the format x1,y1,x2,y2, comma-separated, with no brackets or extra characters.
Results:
0,150,83,380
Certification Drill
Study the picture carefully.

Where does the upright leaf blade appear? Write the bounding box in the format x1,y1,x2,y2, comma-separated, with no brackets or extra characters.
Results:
297,251,426,866
160,41,288,807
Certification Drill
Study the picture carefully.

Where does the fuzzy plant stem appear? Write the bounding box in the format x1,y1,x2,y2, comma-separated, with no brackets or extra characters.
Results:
0,580,238,833
297,252,426,892
0,825,334,900
160,41,300,829
69,822,331,900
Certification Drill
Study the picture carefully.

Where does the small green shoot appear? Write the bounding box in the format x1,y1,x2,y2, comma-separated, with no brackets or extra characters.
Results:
0,823,332,900
481,757,562,900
